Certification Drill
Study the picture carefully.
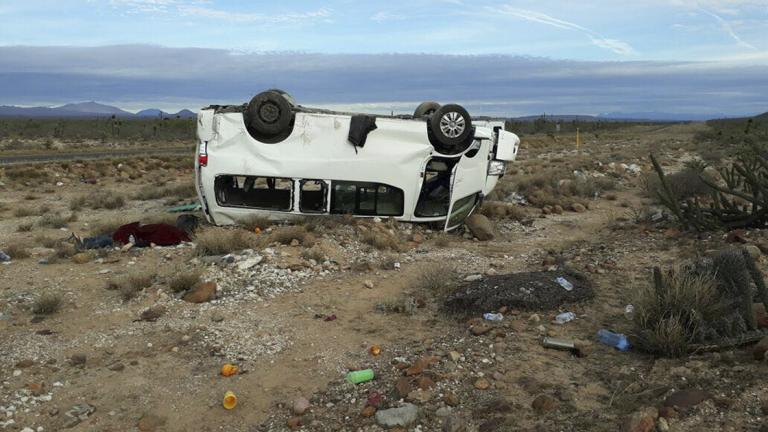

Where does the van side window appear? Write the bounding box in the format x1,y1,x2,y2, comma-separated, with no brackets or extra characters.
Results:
330,181,404,216
300,179,327,213
214,175,292,211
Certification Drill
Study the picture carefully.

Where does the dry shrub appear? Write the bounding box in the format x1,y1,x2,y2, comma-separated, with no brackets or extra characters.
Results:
167,268,202,293
376,296,420,315
631,269,726,357
33,292,62,315
301,244,328,262
361,230,400,251
134,183,196,201
305,214,356,231
38,213,77,228
89,217,133,237
414,263,456,295
478,201,526,221
515,170,617,207
194,227,256,256
13,207,39,217
241,215,275,231
70,190,125,210
645,166,714,201
16,222,33,232
433,233,452,247
108,270,157,301
269,225,315,246
5,244,30,259
379,253,399,270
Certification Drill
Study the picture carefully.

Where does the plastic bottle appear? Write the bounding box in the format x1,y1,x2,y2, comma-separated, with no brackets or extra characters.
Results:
623,304,635,320
554,312,576,324
597,329,630,351
555,277,573,291
483,313,504,321
346,369,375,384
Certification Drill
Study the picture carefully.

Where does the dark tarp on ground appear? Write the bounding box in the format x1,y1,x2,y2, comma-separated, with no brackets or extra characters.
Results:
112,222,190,247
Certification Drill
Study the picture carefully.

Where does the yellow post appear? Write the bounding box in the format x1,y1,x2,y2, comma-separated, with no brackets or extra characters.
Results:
576,128,581,152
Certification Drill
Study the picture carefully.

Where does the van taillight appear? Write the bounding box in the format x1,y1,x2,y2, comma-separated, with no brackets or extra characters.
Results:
198,142,208,167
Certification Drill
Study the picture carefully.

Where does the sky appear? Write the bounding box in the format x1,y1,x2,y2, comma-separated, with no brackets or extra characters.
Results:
0,0,766,116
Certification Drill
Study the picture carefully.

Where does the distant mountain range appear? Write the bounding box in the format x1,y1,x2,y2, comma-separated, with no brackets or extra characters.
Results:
0,102,196,119
509,112,749,122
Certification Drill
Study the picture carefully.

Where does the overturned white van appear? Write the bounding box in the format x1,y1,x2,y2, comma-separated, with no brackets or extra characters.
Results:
195,90,520,230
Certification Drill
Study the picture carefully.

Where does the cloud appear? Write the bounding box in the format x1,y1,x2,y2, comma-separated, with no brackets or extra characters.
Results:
492,7,636,55
0,45,765,116
699,8,757,49
177,5,332,24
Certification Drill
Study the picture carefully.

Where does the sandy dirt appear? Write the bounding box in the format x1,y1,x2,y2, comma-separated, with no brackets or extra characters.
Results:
1,124,767,432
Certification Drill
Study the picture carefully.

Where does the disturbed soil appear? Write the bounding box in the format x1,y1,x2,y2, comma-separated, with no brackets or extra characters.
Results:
1,124,767,432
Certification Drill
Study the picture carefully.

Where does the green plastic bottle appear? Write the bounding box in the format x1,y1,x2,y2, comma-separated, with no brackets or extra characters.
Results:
346,369,374,384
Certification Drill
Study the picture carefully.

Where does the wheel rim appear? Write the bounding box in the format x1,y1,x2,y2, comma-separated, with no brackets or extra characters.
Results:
440,111,466,138
259,102,280,123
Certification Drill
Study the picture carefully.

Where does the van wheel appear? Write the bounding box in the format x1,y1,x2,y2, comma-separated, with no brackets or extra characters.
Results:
428,104,473,155
414,101,440,118
245,90,295,143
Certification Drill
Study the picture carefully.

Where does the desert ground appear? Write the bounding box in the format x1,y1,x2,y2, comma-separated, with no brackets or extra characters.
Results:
1,122,767,432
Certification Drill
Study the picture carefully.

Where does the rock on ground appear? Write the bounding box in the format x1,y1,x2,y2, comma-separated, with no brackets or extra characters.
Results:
464,214,495,241
375,403,419,428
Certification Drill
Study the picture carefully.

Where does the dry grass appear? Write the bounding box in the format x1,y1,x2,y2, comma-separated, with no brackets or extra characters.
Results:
379,253,399,270
360,229,401,251
32,292,62,315
16,222,33,232
515,170,618,208
478,201,527,221
38,212,77,228
240,215,275,231
134,183,196,201
269,225,316,246
301,244,328,262
194,227,256,256
631,268,726,357
433,233,452,248
13,206,47,217
70,190,125,210
645,166,714,201
4,244,30,259
166,268,202,293
375,296,420,315
413,263,456,295
108,270,157,302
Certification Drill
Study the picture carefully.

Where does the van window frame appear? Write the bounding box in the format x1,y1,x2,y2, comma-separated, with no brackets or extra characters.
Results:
330,181,404,217
299,179,329,214
213,174,294,212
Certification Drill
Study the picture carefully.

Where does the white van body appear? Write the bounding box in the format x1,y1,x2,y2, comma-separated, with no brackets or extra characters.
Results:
195,104,519,230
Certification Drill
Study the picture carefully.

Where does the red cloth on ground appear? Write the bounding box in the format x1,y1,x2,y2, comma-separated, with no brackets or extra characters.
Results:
112,222,190,246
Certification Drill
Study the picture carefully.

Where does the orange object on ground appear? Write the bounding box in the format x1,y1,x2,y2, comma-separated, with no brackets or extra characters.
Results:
369,345,381,356
223,391,238,409
221,363,239,377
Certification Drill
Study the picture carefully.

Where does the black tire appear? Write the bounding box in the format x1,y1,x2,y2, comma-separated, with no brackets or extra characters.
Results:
244,90,295,142
267,88,297,107
428,104,473,154
414,101,440,118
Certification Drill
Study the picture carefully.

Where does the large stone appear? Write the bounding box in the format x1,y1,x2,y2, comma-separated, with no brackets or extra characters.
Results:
465,214,495,241
182,281,217,303
137,413,166,432
442,415,467,432
753,336,768,361
395,377,412,399
623,407,657,432
292,396,310,415
375,403,419,428
531,394,559,414
663,389,710,408
571,203,586,213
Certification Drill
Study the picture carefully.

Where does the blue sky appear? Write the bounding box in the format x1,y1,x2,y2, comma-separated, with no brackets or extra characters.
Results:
0,0,766,116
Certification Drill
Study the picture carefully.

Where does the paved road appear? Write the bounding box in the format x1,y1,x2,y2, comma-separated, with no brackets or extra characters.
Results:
0,146,191,165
